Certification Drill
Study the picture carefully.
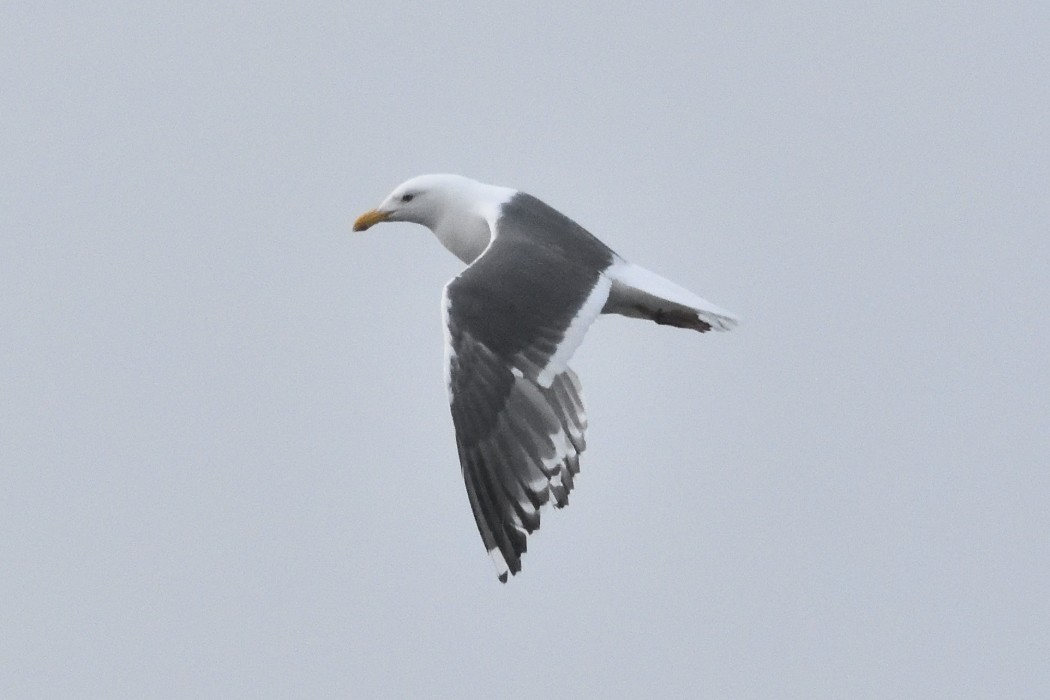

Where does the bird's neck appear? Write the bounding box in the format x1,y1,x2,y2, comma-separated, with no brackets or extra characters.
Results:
431,210,493,265
430,185,515,265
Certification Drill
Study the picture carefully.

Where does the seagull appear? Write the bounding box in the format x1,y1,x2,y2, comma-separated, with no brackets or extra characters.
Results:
354,174,737,582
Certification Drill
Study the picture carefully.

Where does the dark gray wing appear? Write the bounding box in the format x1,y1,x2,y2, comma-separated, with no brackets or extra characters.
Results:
442,194,615,581
445,329,588,582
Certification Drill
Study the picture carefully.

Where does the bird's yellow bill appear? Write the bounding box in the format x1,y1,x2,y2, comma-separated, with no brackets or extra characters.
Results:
353,209,389,231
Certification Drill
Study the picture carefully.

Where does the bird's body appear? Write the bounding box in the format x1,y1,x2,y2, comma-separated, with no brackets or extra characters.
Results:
354,174,736,581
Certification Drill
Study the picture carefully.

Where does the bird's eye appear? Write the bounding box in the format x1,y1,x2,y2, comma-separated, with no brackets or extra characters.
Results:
401,193,415,202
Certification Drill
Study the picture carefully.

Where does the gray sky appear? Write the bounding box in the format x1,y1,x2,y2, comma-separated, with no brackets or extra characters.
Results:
2,2,1048,698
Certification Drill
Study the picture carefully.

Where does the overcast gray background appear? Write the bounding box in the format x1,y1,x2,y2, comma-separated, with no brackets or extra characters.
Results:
2,2,1048,698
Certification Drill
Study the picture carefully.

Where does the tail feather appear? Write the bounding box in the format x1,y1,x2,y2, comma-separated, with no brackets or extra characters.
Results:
602,260,738,333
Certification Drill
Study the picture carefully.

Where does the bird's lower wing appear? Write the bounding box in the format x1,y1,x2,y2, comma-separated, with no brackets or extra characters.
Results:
441,246,609,581
448,329,587,581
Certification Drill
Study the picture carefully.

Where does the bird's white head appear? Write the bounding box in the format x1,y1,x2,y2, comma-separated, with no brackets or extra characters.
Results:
353,174,516,263
353,174,488,232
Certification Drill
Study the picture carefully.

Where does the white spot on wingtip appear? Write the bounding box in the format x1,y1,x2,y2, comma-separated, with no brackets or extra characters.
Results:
489,548,510,581
540,427,571,471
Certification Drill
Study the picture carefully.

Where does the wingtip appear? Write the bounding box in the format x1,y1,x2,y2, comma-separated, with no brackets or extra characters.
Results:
489,548,511,583
714,314,740,331
698,310,739,333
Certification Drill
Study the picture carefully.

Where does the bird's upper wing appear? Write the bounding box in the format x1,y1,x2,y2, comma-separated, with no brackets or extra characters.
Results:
442,230,612,581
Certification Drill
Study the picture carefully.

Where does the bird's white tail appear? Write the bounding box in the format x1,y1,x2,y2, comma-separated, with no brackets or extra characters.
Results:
602,260,738,333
